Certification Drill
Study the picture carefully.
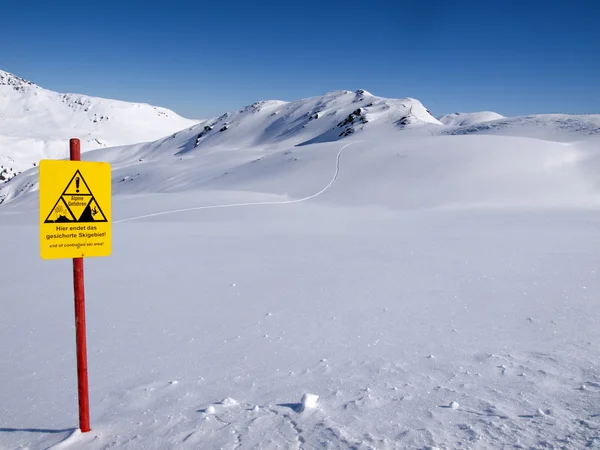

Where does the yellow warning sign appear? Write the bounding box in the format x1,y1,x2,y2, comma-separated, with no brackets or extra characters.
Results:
40,160,111,259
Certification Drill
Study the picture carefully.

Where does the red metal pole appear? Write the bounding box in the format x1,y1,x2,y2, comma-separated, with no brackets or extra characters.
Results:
69,138,81,161
70,138,91,432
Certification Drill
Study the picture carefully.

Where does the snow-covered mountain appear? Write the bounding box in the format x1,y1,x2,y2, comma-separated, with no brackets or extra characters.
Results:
159,88,440,156
3,75,600,207
0,69,198,182
437,111,600,142
2,103,600,208
439,111,505,126
442,113,600,141
0,87,442,204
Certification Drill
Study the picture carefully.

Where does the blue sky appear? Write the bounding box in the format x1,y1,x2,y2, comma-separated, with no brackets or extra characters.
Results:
2,0,598,119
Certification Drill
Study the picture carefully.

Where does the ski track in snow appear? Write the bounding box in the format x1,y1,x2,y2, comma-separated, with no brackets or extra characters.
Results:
114,141,362,224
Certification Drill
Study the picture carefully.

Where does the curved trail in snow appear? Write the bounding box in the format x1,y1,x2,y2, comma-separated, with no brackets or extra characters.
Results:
115,140,362,224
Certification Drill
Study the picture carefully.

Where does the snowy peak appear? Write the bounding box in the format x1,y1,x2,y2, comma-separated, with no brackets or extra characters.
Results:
439,111,505,126
0,70,36,89
174,90,440,155
0,68,198,182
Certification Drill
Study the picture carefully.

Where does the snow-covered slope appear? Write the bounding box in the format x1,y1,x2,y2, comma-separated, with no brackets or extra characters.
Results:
0,69,198,181
2,107,600,448
439,111,505,126
3,104,600,207
442,113,600,141
2,126,600,448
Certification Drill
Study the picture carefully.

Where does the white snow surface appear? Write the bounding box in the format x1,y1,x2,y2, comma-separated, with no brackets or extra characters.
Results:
2,99,600,449
438,111,505,126
0,69,198,181
441,113,600,142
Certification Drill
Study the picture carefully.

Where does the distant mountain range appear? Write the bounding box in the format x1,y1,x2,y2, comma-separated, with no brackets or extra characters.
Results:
1,68,599,192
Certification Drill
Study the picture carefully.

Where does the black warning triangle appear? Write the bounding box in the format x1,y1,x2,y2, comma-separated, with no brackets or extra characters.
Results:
78,198,107,222
62,170,92,195
44,197,76,223
44,170,108,223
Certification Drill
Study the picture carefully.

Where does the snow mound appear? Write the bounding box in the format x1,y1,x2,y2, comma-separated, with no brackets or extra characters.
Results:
439,111,505,126
301,393,319,411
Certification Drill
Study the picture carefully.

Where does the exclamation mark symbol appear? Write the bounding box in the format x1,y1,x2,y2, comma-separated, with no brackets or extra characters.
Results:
75,177,80,193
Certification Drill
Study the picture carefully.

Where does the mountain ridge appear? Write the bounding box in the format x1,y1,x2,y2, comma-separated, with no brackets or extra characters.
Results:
439,111,505,126
0,69,198,182
0,69,35,88
2,68,600,197
159,88,441,157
